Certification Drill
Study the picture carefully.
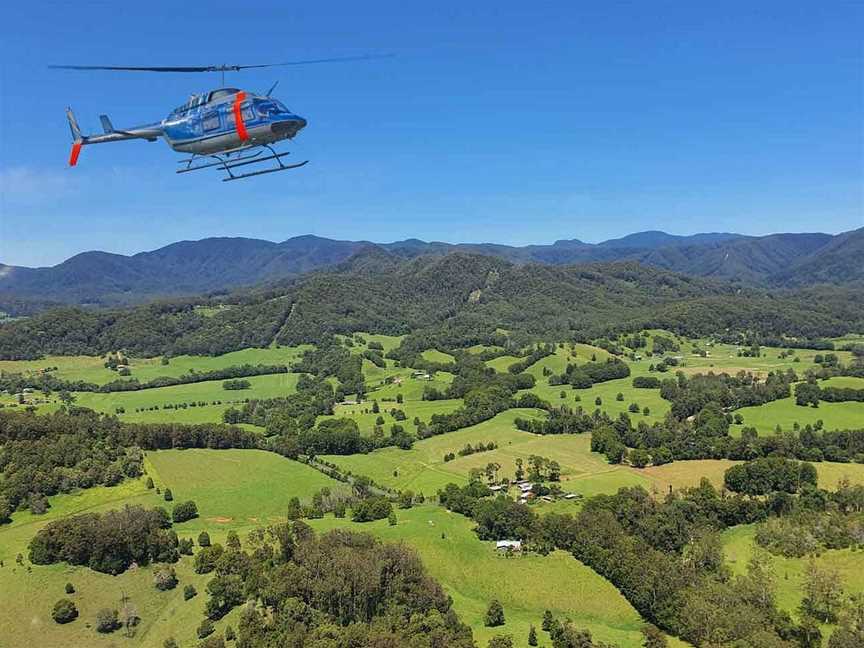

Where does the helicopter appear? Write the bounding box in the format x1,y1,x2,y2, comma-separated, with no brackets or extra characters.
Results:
52,56,388,181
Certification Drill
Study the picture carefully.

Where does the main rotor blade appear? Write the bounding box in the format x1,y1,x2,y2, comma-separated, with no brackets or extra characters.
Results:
235,54,394,69
49,55,393,74
49,65,220,72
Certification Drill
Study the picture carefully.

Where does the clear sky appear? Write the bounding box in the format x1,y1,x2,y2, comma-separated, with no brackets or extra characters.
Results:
1,1,862,267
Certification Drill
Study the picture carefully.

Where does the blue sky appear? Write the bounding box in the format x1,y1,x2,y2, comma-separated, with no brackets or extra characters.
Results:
1,1,862,267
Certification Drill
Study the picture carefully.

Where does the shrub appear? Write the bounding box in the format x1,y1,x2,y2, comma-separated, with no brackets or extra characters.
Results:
154,566,178,590
163,488,173,502
95,608,120,633
485,599,505,627
184,584,197,600
198,531,211,547
64,582,75,594
351,496,392,522
172,500,198,523
52,598,78,624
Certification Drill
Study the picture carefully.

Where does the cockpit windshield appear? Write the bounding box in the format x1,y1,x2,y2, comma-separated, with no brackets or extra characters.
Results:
256,99,291,117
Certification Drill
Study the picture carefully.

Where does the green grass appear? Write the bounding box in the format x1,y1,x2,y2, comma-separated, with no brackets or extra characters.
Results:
323,409,651,499
309,505,660,647
0,449,347,648
145,449,347,530
731,397,864,436
421,348,456,364
630,459,864,493
0,345,311,387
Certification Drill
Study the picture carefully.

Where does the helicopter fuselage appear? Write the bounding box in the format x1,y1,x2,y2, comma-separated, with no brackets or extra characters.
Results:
162,87,307,154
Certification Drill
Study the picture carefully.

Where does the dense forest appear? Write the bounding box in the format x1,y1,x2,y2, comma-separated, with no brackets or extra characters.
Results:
2,252,862,360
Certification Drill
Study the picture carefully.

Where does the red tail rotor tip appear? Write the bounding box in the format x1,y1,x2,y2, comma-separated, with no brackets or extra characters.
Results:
69,141,82,166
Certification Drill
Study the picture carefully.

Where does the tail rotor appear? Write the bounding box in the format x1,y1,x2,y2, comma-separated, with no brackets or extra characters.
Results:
66,107,84,166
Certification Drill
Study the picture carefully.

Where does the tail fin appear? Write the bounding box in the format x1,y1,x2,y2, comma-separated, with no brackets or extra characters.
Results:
66,107,84,166
99,114,114,134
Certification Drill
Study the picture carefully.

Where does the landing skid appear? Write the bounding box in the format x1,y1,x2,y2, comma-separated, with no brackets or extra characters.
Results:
177,145,308,181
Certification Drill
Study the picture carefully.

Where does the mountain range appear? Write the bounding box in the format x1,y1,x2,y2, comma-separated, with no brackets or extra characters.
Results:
1,228,861,313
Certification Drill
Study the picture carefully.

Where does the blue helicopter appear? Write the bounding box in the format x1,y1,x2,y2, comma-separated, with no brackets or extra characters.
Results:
52,56,387,181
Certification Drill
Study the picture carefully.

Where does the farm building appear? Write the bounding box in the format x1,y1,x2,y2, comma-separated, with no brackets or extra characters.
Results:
496,540,522,552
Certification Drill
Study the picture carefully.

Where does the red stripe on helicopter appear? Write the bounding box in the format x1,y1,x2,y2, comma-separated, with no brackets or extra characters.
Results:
233,91,249,142
69,141,82,167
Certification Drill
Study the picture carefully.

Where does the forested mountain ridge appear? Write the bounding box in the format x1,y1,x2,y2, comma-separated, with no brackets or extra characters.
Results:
2,249,862,360
1,228,860,314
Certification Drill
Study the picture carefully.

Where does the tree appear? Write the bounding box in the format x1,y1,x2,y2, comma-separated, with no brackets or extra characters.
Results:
286,497,302,520
796,382,821,408
225,625,236,641
52,598,78,624
154,566,178,591
163,488,173,502
801,558,844,623
641,624,668,648
388,511,397,526
183,584,197,600
65,582,75,594
372,400,380,414
485,599,505,627
829,594,864,648
542,609,553,631
515,458,524,481
528,624,538,646
226,530,241,550
198,531,211,547
145,477,154,489
163,639,178,648
487,636,513,648
172,500,198,523
95,607,120,633
629,448,651,469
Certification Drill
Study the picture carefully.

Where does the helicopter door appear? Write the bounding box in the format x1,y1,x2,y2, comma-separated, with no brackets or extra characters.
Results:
202,112,220,132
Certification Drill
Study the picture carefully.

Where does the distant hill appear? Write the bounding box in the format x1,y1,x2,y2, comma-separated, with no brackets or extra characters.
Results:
4,249,862,360
0,228,860,313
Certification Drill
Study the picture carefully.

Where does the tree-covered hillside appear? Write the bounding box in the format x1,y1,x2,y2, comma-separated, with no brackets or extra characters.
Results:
1,251,862,360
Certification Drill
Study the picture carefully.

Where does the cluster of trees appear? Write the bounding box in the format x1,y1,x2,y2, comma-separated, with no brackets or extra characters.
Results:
505,344,554,374
796,381,864,407
547,358,631,388
194,524,475,646
29,505,178,574
291,338,365,398
222,379,251,390
591,407,864,467
443,440,498,462
633,376,662,389
724,457,818,495
515,406,598,436
660,370,796,419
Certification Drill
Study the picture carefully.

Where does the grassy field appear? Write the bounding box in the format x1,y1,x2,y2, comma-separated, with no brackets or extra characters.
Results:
323,409,650,499
310,505,669,648
0,345,311,387
731,397,864,436
0,449,348,648
0,447,667,648
421,348,456,364
722,524,864,639
630,459,864,493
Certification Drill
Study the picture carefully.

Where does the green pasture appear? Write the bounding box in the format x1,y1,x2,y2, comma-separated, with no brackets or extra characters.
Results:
0,345,311,387
323,409,651,500
310,505,665,648
731,397,864,436
421,348,456,364
145,449,347,530
77,372,301,420
633,459,864,493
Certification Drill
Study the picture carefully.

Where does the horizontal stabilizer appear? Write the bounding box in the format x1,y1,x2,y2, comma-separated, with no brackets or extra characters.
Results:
99,114,114,134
